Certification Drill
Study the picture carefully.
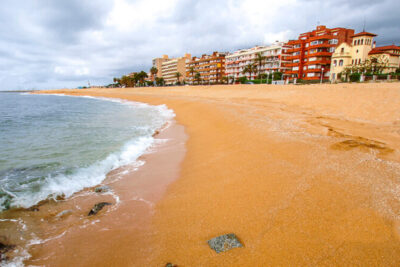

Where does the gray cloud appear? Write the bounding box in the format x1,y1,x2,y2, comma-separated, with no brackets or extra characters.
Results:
0,0,399,91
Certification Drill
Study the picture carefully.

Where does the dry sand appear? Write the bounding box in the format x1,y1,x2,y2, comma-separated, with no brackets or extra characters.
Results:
34,83,400,266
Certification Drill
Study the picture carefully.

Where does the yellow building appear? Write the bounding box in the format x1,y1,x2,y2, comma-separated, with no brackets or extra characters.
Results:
330,32,376,81
330,31,400,81
368,45,400,73
161,54,191,85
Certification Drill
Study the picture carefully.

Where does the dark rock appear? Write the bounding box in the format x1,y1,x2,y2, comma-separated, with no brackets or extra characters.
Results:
94,185,110,193
207,233,243,253
165,263,177,267
88,202,112,216
0,242,15,261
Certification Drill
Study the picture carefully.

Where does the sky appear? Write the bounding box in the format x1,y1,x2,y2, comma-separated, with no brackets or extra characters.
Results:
0,0,399,90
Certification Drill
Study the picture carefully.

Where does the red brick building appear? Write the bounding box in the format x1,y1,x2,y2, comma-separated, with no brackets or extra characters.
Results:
285,25,355,81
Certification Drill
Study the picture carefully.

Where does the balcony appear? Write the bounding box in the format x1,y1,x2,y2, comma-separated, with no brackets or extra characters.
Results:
308,34,334,41
304,59,331,65
306,52,332,57
304,67,330,73
307,43,332,49
286,55,301,60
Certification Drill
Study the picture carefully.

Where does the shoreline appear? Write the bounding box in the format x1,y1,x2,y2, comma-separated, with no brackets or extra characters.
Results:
0,93,187,266
21,83,400,265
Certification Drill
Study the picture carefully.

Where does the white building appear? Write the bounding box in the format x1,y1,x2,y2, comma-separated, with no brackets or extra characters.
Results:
225,41,292,80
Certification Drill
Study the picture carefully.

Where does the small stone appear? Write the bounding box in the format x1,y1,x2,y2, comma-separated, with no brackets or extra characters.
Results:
207,233,243,253
94,185,110,193
165,263,176,267
88,202,112,216
0,242,15,261
56,210,73,218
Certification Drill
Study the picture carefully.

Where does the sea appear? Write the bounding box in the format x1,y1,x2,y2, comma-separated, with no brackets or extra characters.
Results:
0,92,174,265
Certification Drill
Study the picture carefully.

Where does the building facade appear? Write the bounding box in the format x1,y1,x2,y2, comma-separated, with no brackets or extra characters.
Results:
186,52,227,84
152,55,169,78
285,25,355,81
330,31,400,81
225,41,292,81
368,45,400,73
161,54,191,85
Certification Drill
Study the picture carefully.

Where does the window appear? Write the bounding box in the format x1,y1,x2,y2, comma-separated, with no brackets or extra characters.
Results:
333,32,338,36
333,60,337,67
329,47,335,52
293,59,300,63
329,39,338,44
361,39,364,45
293,66,299,71
359,59,361,64
354,40,357,45
339,60,343,66
341,48,344,53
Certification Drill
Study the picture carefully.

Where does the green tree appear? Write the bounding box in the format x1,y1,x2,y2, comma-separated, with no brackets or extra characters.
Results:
242,63,257,80
254,52,266,81
150,67,158,81
189,67,195,84
194,72,201,85
175,72,182,84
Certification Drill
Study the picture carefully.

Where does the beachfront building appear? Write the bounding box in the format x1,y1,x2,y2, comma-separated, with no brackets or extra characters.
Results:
186,52,227,85
285,25,355,81
330,32,377,81
152,55,169,78
368,45,400,73
225,41,292,81
330,31,400,81
161,54,191,85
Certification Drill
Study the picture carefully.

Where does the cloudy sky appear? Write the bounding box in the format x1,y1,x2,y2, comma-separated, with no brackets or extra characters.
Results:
0,0,399,90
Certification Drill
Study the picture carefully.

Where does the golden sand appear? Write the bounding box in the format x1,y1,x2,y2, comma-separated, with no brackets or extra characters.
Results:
34,83,400,266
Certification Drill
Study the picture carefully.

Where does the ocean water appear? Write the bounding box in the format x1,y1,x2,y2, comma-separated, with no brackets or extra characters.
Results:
0,93,173,212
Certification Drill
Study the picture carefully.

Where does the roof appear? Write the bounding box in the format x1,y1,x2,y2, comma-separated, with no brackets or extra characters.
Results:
351,31,377,38
374,45,400,51
369,46,400,56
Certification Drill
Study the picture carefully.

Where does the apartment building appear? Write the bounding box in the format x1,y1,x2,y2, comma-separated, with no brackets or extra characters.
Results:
186,52,227,84
285,25,354,81
330,31,400,81
225,41,291,80
161,54,191,85
152,55,169,78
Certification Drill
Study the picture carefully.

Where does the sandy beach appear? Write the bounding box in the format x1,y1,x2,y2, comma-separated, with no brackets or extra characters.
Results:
31,82,400,266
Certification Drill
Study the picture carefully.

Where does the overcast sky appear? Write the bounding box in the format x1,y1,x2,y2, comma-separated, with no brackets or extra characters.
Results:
0,0,399,90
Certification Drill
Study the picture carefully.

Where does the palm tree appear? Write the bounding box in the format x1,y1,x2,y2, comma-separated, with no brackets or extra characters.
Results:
194,72,201,85
175,72,182,84
150,67,158,82
242,63,257,80
254,52,266,82
189,67,195,85
138,71,148,86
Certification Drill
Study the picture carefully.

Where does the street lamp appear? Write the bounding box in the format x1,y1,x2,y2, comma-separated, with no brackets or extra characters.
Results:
320,67,324,84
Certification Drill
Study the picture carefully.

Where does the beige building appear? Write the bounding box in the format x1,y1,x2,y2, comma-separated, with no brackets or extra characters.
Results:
152,55,169,78
368,45,400,73
161,53,191,85
330,32,376,81
330,31,400,81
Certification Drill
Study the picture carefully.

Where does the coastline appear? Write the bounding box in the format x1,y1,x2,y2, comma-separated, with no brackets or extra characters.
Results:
29,83,400,265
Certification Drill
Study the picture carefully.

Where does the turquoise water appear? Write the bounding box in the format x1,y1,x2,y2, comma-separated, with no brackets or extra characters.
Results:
0,93,173,211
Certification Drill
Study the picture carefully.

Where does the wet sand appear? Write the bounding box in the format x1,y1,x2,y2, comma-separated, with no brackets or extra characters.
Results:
33,83,400,266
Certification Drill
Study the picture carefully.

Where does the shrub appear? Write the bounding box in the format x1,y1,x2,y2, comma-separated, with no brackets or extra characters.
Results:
349,73,361,82
237,77,248,84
